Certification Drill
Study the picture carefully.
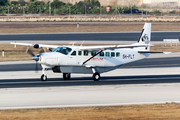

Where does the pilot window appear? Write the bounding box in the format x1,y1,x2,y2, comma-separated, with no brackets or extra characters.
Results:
106,52,110,57
111,52,115,57
100,52,104,56
91,51,96,56
78,51,82,55
116,52,120,57
71,51,76,56
84,51,89,56
52,47,72,55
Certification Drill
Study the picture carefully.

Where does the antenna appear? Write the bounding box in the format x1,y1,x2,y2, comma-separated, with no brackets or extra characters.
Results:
68,42,76,46
72,42,76,46
80,40,85,46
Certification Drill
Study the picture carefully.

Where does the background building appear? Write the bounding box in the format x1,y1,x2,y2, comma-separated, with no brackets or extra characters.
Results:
143,0,180,8
38,0,180,8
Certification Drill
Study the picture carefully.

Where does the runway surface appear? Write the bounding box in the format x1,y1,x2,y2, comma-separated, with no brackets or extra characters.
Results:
0,32,180,41
0,67,180,109
0,55,180,109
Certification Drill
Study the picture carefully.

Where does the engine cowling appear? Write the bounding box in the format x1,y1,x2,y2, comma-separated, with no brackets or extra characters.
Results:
33,44,39,49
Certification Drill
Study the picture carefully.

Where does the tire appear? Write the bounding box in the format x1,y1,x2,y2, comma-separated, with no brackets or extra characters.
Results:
92,73,100,81
41,74,47,81
63,73,71,80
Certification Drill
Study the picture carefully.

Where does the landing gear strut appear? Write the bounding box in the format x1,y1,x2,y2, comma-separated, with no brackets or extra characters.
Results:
41,68,47,81
63,73,71,80
92,68,100,81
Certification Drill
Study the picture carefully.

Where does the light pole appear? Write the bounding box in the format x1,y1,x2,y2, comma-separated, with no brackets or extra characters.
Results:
84,4,86,16
39,5,41,15
100,5,102,16
54,6,55,16
49,1,51,15
8,6,9,18
69,6,71,17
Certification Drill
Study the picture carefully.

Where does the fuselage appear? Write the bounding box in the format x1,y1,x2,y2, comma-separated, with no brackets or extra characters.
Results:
38,46,150,74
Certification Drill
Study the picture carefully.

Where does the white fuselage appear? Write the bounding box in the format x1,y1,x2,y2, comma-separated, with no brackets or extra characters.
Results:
38,47,150,74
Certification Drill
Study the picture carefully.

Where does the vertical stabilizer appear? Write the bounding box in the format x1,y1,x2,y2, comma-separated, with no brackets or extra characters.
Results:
138,23,151,50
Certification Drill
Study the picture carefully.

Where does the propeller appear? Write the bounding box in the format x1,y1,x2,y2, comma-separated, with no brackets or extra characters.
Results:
26,48,43,73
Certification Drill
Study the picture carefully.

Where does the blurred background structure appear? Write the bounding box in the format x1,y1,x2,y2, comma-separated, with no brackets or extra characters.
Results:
0,0,180,16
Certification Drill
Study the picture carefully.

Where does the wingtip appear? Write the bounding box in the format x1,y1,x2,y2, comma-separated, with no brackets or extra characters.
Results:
163,52,171,54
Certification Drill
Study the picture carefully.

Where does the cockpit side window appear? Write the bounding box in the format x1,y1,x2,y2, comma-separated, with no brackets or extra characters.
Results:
52,47,59,52
52,47,72,55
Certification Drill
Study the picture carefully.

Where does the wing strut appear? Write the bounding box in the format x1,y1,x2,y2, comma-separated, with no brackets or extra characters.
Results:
82,50,103,65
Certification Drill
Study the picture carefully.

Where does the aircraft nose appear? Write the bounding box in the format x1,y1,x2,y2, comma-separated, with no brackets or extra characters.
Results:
32,54,40,61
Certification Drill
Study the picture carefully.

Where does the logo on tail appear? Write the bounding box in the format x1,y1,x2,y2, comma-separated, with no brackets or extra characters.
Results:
141,34,150,44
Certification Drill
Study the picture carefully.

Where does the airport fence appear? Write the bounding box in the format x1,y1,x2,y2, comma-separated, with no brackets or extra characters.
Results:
1,14,180,22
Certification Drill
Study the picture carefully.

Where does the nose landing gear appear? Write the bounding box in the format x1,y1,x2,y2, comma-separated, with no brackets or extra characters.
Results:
41,68,48,81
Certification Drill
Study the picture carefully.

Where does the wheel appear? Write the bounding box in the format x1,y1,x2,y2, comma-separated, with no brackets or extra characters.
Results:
92,73,100,81
41,74,47,81
63,73,71,80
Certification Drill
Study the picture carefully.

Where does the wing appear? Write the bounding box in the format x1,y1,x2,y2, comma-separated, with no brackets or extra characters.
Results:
79,44,147,51
10,42,59,49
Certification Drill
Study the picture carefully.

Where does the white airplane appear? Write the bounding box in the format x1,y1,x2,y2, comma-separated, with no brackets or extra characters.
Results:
11,23,168,81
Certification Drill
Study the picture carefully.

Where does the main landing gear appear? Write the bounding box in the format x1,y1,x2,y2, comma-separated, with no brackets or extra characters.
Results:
40,67,100,81
41,74,47,81
63,73,71,80
92,68,100,81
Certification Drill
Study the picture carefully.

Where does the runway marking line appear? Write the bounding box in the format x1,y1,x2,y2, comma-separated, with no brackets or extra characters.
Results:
0,76,180,85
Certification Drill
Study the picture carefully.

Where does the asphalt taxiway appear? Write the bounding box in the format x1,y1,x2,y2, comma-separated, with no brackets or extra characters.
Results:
0,68,180,109
0,64,180,109
0,32,180,41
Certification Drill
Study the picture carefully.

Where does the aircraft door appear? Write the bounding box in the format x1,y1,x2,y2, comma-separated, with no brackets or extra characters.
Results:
77,51,83,65
69,50,78,65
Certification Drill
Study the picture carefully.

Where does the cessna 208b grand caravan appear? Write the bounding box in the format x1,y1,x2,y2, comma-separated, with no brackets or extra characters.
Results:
11,23,168,81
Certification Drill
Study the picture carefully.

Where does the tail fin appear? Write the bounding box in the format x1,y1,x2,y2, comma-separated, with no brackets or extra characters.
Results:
138,23,151,50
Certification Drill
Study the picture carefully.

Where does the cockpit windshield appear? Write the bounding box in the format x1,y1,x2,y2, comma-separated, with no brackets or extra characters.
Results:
52,47,72,55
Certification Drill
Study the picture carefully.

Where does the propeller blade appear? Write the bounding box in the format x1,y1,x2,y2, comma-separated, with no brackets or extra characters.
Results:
49,48,53,52
36,61,38,73
27,49,35,57
39,49,44,54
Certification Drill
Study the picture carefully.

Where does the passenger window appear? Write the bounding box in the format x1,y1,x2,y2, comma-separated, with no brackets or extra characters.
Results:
78,51,82,55
116,52,120,57
100,52,104,56
91,51,96,56
71,51,76,56
111,52,115,57
84,51,89,56
106,52,110,57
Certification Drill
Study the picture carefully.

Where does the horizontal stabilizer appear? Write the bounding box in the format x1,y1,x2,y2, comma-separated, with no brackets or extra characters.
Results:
138,51,171,54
